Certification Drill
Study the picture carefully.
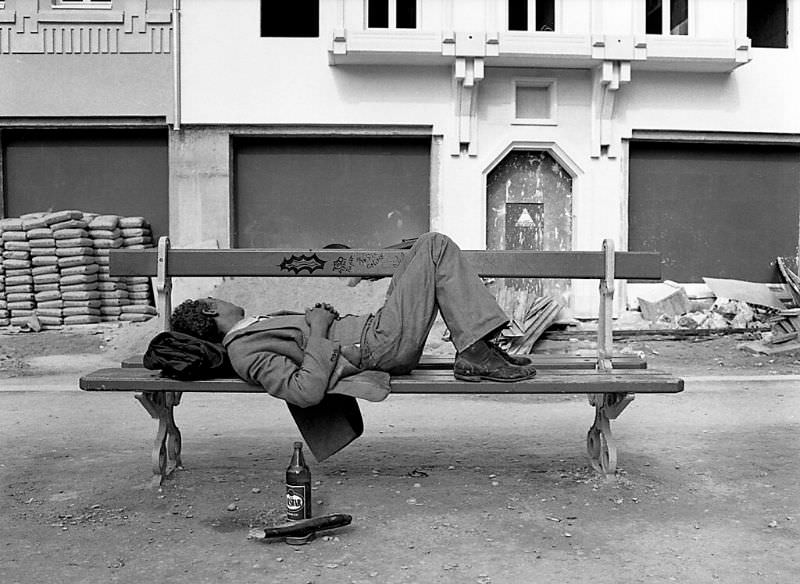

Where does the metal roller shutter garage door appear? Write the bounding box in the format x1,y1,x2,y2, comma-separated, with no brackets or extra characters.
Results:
233,136,431,249
2,128,169,238
628,141,800,283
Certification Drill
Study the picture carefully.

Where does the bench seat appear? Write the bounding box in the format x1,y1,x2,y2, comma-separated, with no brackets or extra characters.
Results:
81,367,683,394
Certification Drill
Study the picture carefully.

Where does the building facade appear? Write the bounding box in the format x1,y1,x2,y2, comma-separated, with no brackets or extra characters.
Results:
2,0,799,314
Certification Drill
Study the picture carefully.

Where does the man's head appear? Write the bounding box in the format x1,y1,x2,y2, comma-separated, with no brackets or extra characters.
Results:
170,297,245,342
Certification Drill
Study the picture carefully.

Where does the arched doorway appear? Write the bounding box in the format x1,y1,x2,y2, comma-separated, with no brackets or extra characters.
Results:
486,149,573,317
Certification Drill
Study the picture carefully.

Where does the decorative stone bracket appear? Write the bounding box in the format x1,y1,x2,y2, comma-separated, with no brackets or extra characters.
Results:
591,59,631,159
452,55,484,157
331,27,748,159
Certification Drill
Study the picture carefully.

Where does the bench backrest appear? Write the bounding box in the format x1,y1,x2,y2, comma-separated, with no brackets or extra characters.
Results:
111,237,662,371
110,246,661,280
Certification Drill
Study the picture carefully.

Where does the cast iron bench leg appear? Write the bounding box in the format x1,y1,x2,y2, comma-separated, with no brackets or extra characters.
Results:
134,391,183,486
586,393,635,476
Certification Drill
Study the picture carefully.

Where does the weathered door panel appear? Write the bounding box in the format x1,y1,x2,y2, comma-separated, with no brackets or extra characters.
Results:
487,150,573,314
505,202,544,296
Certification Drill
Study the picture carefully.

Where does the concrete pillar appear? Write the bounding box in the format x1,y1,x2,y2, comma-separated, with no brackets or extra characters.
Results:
169,127,231,248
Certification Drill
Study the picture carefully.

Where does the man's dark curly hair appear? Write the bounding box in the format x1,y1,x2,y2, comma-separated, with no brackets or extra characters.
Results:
170,299,221,342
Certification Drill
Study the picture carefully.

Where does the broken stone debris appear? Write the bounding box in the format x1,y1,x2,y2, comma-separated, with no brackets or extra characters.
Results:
634,275,791,334
703,277,784,310
642,295,761,331
627,270,800,356
637,284,691,321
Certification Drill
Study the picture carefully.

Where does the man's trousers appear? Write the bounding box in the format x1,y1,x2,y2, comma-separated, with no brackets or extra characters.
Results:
359,232,509,374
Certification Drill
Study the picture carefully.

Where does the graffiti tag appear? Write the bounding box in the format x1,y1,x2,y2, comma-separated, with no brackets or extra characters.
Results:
279,253,326,274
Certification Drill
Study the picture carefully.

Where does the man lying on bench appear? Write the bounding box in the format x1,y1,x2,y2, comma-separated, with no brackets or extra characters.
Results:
167,233,537,459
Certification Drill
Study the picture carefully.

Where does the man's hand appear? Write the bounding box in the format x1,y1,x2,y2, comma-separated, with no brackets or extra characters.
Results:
305,303,338,337
340,343,362,368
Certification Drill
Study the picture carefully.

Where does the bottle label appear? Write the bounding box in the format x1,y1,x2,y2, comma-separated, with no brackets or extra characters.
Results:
286,484,309,520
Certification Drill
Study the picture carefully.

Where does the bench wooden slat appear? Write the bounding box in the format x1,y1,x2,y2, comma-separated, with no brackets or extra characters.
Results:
414,354,648,370
120,353,649,370
110,249,662,280
80,368,683,394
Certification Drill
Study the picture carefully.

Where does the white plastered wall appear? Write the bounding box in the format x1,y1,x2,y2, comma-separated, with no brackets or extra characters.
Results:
178,0,800,316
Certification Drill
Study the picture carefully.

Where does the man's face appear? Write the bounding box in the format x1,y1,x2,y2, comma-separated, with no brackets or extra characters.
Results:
201,297,245,324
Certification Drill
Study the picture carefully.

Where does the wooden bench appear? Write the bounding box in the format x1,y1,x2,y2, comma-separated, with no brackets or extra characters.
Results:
80,236,684,485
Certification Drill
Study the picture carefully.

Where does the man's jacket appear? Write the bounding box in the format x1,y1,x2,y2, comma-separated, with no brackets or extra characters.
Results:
222,313,390,461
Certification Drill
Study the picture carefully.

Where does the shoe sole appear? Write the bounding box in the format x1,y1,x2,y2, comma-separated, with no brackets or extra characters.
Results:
453,371,537,383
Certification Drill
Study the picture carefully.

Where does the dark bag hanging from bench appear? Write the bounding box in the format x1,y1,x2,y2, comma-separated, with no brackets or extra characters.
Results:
143,331,235,380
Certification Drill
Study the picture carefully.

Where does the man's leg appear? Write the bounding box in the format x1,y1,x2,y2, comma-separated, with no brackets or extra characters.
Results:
361,232,509,373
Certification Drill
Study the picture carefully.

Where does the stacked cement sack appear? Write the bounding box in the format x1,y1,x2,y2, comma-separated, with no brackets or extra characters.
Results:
0,223,9,327
1,217,34,327
89,214,128,322
119,217,157,322
0,210,156,329
28,212,62,327
52,211,100,325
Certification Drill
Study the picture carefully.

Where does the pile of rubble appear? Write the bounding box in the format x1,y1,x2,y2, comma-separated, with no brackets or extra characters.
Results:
633,270,800,355
0,210,157,330
640,293,763,331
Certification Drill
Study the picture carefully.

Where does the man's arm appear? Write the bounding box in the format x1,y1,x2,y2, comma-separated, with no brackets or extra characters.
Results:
228,304,341,408
232,337,340,407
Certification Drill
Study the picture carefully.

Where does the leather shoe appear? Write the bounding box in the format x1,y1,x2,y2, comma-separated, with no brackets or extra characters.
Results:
454,341,537,382
486,340,534,366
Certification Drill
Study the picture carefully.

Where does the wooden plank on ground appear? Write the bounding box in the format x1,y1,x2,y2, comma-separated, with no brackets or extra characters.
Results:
737,340,800,355
777,257,800,306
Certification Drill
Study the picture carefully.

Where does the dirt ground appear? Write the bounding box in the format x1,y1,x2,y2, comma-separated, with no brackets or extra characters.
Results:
1,320,799,583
